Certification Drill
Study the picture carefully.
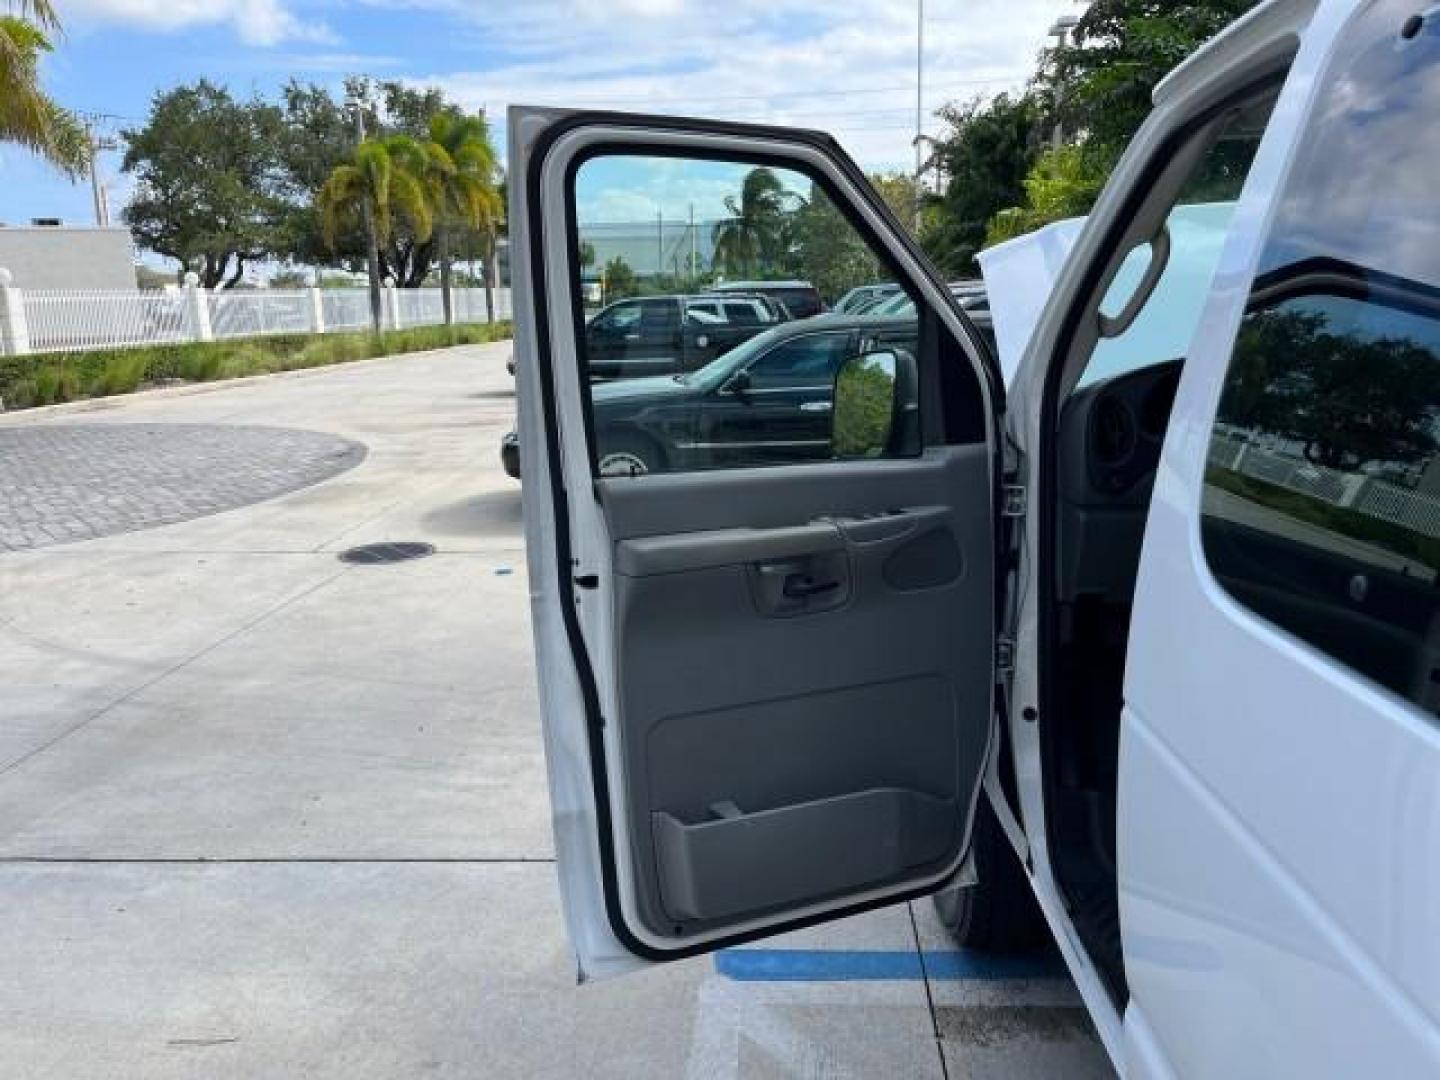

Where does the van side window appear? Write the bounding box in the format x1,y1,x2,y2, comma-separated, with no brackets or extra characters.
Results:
1202,1,1440,716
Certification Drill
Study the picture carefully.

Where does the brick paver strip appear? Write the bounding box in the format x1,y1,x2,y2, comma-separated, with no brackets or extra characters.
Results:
0,424,366,552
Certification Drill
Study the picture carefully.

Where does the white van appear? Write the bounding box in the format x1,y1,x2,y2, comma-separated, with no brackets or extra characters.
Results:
510,1,1440,1074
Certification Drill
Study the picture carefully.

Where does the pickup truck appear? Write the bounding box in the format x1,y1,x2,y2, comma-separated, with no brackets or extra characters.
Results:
584,294,780,378
510,2,1440,1075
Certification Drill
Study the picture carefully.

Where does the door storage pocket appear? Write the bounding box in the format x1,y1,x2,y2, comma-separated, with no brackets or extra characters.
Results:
652,787,957,922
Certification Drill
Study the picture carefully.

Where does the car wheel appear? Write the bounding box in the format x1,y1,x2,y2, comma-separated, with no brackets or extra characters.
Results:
933,794,1049,952
597,436,660,478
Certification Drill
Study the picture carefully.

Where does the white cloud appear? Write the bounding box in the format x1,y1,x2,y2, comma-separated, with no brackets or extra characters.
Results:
395,0,1074,169
59,0,336,46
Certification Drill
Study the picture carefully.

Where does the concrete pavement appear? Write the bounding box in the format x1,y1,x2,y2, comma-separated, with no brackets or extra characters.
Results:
0,343,1114,1078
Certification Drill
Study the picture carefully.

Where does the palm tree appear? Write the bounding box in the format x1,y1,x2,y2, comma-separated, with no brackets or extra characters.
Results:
1,0,87,174
317,135,433,332
711,167,795,278
410,112,501,324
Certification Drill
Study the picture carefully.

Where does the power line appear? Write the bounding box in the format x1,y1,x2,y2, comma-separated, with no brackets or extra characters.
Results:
519,74,1021,109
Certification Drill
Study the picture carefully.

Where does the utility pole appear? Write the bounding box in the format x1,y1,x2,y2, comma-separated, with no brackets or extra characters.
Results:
79,115,119,227
656,210,664,281
350,101,383,334
914,0,925,232
689,204,696,283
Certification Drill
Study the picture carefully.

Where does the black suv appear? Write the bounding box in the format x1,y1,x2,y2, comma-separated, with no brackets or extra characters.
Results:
584,294,781,379
502,313,917,479
706,280,824,320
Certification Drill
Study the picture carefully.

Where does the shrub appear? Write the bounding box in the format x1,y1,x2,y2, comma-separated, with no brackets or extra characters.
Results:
89,353,149,397
0,321,513,411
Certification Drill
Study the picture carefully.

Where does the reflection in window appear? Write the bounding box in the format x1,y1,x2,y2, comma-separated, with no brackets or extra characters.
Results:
1199,3,1440,716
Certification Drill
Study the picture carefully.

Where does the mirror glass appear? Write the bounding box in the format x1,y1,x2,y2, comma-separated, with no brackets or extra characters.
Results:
832,351,898,458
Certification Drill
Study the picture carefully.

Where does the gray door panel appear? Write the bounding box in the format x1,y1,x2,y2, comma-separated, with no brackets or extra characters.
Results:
603,446,993,939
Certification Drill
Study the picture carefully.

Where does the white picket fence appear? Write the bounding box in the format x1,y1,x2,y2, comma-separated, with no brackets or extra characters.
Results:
1209,432,1440,541
0,272,512,357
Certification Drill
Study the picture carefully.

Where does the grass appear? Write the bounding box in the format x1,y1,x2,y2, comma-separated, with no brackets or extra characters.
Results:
0,322,513,411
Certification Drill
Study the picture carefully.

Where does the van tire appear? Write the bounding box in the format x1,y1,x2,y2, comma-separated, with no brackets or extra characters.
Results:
933,794,1048,952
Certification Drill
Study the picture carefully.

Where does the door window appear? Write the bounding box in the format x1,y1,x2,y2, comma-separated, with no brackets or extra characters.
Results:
746,333,851,390
572,152,950,477
594,301,640,332
1202,1,1440,716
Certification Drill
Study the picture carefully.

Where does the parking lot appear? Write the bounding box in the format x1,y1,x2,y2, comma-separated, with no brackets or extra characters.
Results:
0,342,1113,1078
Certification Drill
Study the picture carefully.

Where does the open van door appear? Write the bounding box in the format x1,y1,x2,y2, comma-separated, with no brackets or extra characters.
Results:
510,107,1005,977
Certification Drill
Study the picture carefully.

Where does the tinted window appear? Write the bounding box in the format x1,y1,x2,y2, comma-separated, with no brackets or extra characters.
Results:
596,302,640,331
1202,0,1440,716
725,302,762,325
748,333,851,389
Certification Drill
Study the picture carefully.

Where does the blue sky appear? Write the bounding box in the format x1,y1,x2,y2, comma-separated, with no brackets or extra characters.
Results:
4,0,1075,259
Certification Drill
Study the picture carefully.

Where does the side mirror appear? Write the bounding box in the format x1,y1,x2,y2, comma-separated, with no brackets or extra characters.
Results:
831,350,899,458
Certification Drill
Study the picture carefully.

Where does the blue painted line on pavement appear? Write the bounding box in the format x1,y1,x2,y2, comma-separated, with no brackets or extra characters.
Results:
714,948,1067,982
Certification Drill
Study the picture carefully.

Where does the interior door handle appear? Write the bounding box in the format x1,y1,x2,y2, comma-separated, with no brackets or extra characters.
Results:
781,573,841,600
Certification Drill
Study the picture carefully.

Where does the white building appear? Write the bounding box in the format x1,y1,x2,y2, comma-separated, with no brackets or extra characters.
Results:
0,223,136,289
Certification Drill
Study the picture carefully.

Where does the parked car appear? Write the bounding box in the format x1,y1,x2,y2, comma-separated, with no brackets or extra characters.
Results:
509,3,1440,1075
832,282,901,314
500,314,918,480
681,292,787,326
706,279,824,319
500,428,520,478
584,294,773,379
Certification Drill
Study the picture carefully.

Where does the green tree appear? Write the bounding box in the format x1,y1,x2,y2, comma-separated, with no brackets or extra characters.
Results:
122,81,288,287
712,167,797,278
273,80,363,273
789,183,880,303
1,1,89,174
923,93,1042,275
317,136,433,330
985,0,1262,239
869,171,931,235
984,143,1108,245
602,256,638,301
1040,1,1262,163
274,78,492,288
409,112,502,323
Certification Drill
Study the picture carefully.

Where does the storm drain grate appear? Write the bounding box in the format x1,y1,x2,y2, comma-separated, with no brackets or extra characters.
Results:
338,541,436,565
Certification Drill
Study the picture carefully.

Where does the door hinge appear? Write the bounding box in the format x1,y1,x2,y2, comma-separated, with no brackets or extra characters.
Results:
996,635,1016,673
1001,484,1026,518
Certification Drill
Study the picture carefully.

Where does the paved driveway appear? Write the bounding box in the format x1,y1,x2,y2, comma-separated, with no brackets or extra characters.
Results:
0,344,1114,1078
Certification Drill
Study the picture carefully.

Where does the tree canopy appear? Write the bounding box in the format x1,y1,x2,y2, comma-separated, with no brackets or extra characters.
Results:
122,81,289,287
120,76,502,290
922,0,1263,271
0,1,87,175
